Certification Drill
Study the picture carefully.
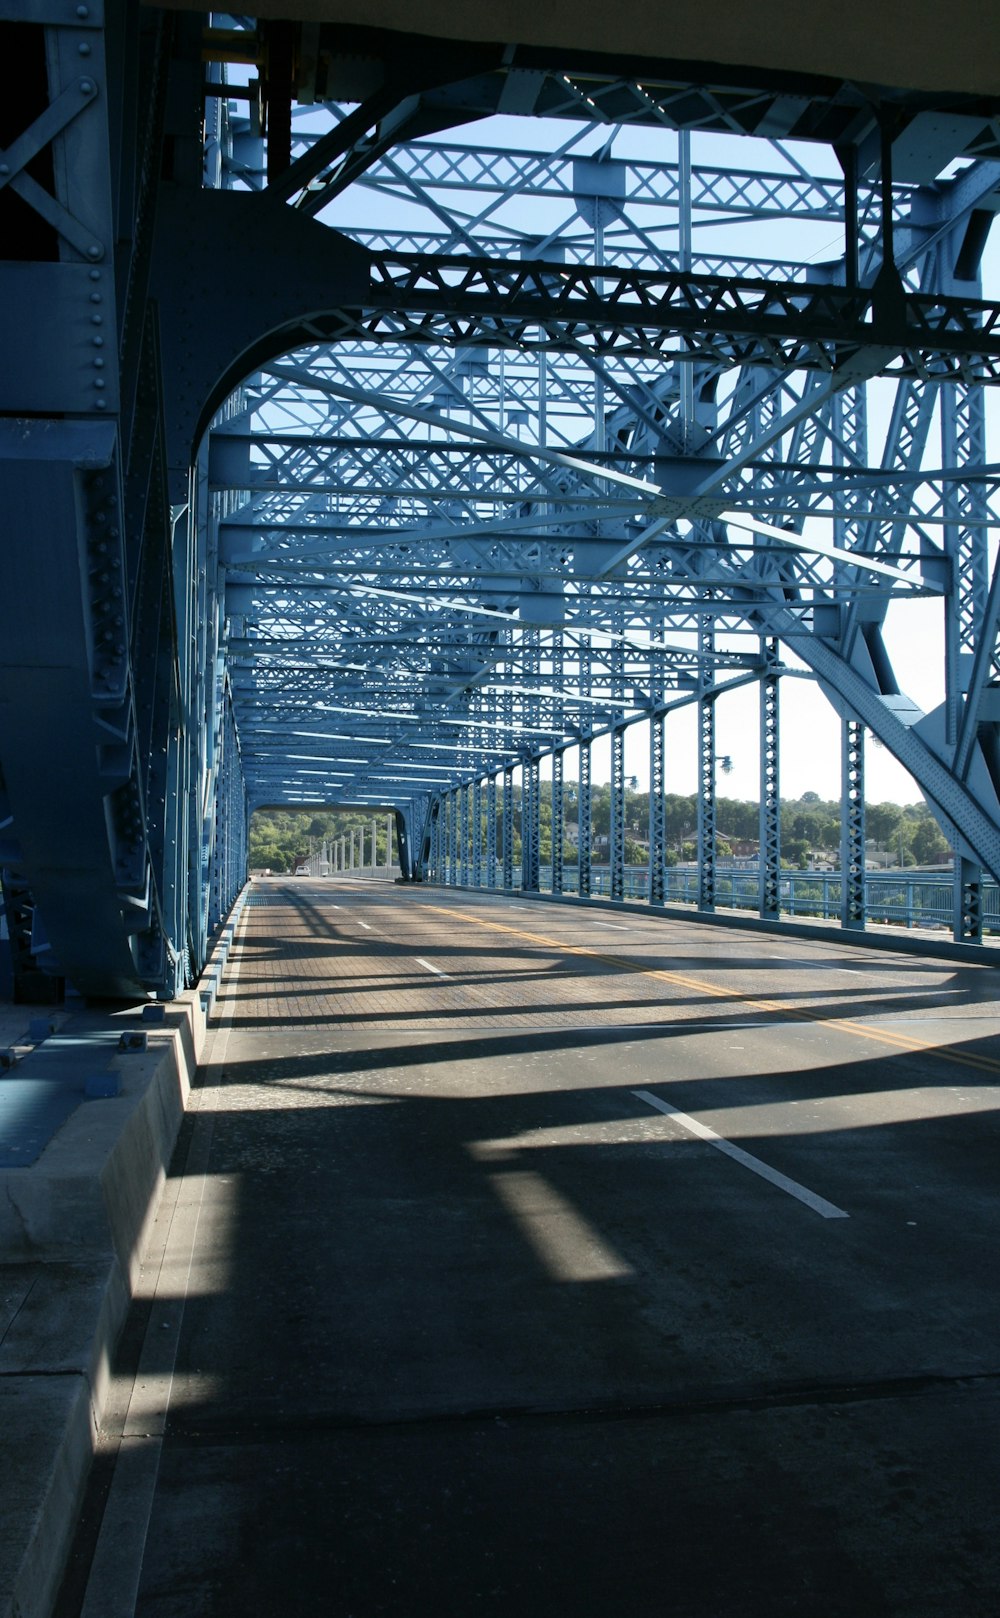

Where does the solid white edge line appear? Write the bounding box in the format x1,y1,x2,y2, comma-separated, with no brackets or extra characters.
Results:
79,913,248,1617
415,956,450,978
632,1089,850,1220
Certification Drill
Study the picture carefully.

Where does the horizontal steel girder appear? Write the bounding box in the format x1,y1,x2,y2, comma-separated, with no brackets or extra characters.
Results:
292,251,1000,381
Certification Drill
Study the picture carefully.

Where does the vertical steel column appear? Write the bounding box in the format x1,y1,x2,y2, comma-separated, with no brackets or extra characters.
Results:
472,778,483,887
697,622,716,913
759,642,781,920
430,802,441,882
486,773,498,888
547,636,565,896
942,380,988,941
436,801,443,883
522,757,541,892
648,625,667,906
451,788,461,885
610,725,626,901
409,795,432,884
829,378,875,956
520,636,542,892
956,857,983,944
442,793,452,884
530,757,541,891
839,141,859,290
208,694,244,940
551,748,565,895
578,737,592,897
460,783,470,886
840,719,866,929
942,381,989,741
502,765,515,890
520,760,532,893
649,711,666,905
678,131,696,446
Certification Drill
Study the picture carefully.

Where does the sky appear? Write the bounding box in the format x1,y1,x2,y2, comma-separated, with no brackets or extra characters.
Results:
613,594,945,805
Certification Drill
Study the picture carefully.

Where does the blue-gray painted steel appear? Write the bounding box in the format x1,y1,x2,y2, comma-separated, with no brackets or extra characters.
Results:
4,7,1000,999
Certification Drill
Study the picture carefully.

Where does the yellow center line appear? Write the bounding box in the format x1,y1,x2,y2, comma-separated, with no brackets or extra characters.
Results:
418,903,1000,1078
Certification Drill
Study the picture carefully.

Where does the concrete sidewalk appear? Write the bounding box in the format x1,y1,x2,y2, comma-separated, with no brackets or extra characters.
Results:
0,994,206,1618
0,898,244,1618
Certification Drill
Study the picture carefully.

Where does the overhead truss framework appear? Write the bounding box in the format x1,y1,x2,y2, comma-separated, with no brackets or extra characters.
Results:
205,29,1000,911
2,3,1000,997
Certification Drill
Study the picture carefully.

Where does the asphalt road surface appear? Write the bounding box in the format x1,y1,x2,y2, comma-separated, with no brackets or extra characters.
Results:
57,881,1000,1617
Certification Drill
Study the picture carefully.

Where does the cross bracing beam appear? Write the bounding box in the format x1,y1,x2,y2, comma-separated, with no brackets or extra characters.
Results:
209,431,1000,523
254,252,1000,383
345,230,815,281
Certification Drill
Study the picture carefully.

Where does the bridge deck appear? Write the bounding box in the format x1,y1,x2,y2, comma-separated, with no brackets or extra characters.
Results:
58,880,1000,1615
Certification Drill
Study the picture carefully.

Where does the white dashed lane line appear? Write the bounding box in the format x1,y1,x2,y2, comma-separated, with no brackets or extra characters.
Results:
415,957,451,979
633,1089,850,1221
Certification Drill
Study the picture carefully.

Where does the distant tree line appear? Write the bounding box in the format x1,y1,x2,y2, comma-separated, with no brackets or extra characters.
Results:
250,789,950,874
250,809,393,874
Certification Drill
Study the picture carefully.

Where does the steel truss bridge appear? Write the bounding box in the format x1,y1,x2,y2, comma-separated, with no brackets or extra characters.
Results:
2,1,1000,997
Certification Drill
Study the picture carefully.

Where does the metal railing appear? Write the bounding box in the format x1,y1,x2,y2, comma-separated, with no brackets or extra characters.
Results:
451,864,996,934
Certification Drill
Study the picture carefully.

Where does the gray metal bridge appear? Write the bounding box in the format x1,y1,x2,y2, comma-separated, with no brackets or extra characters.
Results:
3,0,1000,1000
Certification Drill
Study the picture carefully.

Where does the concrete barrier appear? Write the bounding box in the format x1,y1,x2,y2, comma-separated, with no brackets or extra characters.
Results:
0,886,247,1618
